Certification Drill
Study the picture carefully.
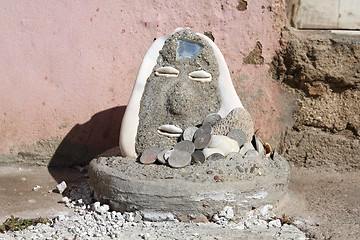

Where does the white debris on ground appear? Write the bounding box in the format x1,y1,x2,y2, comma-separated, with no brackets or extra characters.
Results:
0,173,308,240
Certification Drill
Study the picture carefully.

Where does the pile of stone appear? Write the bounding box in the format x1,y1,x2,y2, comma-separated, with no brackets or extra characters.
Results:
139,107,271,168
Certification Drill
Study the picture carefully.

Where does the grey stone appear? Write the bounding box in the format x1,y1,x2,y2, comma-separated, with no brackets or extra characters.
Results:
227,129,247,147
157,149,169,164
218,206,234,219
140,210,175,222
193,126,212,149
207,153,225,161
191,150,205,164
202,113,222,126
168,149,192,168
182,126,198,141
140,147,160,164
174,140,195,154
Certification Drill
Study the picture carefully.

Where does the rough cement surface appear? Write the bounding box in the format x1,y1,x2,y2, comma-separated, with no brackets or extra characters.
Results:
1,164,359,239
271,28,360,170
88,150,290,218
136,29,221,155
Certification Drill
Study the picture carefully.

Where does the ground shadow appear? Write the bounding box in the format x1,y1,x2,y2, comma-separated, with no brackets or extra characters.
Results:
48,106,126,182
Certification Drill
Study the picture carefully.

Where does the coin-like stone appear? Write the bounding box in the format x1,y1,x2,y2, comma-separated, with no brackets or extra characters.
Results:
202,113,222,126
140,147,161,164
191,150,205,164
157,149,170,164
227,129,247,147
168,149,191,168
174,140,195,154
193,123,212,140
193,132,211,149
182,126,198,141
207,153,225,161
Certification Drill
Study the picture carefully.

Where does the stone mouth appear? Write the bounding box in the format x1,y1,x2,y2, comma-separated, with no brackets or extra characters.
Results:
157,125,183,137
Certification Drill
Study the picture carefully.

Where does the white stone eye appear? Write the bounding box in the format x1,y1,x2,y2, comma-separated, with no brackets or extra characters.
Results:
188,70,212,82
155,66,179,78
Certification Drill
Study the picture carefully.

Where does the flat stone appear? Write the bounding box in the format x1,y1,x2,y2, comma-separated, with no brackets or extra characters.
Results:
207,135,240,156
140,147,161,164
193,131,211,149
56,181,67,194
191,150,206,164
157,149,170,164
227,129,247,147
239,142,255,156
182,126,198,141
207,153,225,161
168,149,192,168
202,148,224,159
194,123,212,139
202,113,222,126
174,140,195,154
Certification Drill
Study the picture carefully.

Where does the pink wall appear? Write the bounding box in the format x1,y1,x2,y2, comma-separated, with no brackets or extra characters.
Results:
0,0,290,162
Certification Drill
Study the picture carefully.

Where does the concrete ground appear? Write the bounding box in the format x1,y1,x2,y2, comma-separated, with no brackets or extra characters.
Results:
0,164,359,239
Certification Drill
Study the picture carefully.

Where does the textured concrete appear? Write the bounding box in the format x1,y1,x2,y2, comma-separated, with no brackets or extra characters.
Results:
88,152,290,218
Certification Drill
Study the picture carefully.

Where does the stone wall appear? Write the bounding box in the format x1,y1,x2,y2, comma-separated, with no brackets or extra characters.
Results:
271,28,360,170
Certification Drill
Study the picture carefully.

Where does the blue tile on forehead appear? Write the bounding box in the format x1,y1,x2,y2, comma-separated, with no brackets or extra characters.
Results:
176,39,204,61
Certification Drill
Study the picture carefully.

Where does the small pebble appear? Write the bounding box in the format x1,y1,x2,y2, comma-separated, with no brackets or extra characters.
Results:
140,147,160,164
214,175,221,182
202,113,221,126
157,149,169,164
227,129,247,147
168,149,192,168
174,140,195,154
182,126,198,141
56,181,67,194
193,132,211,149
191,150,205,164
207,153,225,161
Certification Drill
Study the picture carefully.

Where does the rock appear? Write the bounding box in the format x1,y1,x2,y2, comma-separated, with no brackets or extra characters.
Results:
123,212,135,222
174,140,195,154
239,142,255,156
219,206,234,219
202,113,222,126
182,126,198,141
92,202,109,214
193,130,211,149
227,129,247,147
202,148,225,159
194,123,212,139
212,108,254,141
207,153,225,161
140,210,175,222
140,147,160,164
58,196,70,204
168,149,192,168
207,135,240,156
269,219,282,228
32,185,41,191
191,150,205,164
56,181,67,194
157,149,169,164
164,149,174,160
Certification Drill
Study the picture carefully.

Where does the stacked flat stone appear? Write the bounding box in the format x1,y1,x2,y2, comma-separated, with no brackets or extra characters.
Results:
139,107,267,168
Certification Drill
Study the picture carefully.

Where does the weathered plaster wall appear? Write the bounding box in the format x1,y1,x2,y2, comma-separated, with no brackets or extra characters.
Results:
0,0,290,165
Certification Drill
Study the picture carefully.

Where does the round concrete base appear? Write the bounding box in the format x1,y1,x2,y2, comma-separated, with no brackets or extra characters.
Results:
88,151,290,219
